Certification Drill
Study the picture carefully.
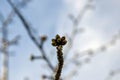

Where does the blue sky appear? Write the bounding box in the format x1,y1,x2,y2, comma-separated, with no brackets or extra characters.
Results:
0,0,120,80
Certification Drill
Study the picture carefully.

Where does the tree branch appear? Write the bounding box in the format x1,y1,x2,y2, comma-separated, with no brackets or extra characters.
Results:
7,0,54,71
52,34,67,80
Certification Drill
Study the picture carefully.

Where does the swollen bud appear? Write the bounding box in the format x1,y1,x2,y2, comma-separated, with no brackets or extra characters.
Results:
40,35,47,42
56,34,60,39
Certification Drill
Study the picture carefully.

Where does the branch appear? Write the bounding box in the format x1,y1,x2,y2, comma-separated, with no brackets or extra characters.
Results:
29,54,43,61
42,75,62,80
64,0,94,59
51,34,67,80
42,75,53,80
105,69,120,80
1,0,31,29
7,0,54,71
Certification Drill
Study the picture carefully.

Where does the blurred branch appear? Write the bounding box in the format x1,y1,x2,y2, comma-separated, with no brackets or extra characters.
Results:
1,10,15,28
0,7,20,80
42,75,53,80
17,0,31,8
63,0,120,69
42,75,62,80
63,30,120,77
24,77,29,80
0,0,31,29
0,10,21,51
61,0,120,79
0,12,4,23
8,35,20,45
105,69,120,80
76,30,120,57
64,0,94,59
30,54,43,61
63,30,120,80
68,0,94,26
7,0,54,71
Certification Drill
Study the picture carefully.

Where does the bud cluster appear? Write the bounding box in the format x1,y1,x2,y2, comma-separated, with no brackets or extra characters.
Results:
51,34,67,47
51,34,67,80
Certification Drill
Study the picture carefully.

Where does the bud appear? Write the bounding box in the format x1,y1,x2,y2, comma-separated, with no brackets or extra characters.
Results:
52,34,67,47
56,34,60,39
52,42,57,46
61,40,67,45
56,38,61,43
61,36,65,41
52,39,57,46
40,35,47,42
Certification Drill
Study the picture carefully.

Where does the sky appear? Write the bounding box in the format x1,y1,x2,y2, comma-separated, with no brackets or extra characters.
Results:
0,0,120,80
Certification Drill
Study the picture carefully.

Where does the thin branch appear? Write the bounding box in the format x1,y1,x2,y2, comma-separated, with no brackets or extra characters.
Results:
1,0,31,29
64,0,94,59
30,54,43,61
42,75,62,80
1,10,15,28
42,75,53,80
7,0,54,71
105,69,120,80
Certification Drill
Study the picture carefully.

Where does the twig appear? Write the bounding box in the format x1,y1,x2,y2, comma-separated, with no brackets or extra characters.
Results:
42,75,62,80
52,34,67,80
7,0,54,71
105,69,120,80
64,0,94,59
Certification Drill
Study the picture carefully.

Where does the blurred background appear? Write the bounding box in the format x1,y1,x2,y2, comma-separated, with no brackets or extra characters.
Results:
0,0,120,80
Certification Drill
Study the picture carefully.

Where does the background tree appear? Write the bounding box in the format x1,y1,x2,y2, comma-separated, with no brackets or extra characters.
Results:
0,0,31,80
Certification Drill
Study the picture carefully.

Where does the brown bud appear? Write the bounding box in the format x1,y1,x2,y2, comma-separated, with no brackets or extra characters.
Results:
61,36,65,41
52,40,57,46
62,40,67,45
52,34,67,47
56,34,60,39
52,39,56,42
40,35,47,41
56,38,61,43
